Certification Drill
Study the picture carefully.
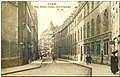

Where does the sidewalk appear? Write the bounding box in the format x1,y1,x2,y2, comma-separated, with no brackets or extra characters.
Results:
58,58,120,76
1,59,42,75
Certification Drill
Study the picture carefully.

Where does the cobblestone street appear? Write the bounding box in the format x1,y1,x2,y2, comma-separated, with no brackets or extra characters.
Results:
4,57,91,76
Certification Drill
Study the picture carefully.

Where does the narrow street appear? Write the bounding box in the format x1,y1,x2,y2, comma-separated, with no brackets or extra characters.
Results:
5,57,90,76
1,2,120,76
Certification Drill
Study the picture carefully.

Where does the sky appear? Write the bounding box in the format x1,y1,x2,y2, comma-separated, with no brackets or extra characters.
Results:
31,1,78,39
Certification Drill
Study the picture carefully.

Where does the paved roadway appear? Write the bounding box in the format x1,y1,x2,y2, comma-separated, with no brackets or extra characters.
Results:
5,57,91,76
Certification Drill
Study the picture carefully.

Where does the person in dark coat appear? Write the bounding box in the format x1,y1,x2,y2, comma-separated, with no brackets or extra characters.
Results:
88,55,92,64
86,54,89,65
52,54,56,61
86,54,92,64
101,50,104,64
110,51,119,74
90,55,92,64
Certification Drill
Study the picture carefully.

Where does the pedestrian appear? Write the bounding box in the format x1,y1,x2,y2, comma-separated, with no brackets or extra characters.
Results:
86,54,89,65
41,52,44,60
110,50,119,74
88,55,92,64
101,50,104,64
52,54,55,61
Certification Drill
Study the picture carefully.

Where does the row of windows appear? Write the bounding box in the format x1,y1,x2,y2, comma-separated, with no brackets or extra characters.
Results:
56,40,109,56
57,9,109,44
68,9,109,42
84,40,109,55
71,8,109,43
77,2,101,27
84,1,100,18
62,2,104,41
1,40,18,58
84,9,109,39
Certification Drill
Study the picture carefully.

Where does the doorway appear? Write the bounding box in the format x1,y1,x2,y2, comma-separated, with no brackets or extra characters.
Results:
80,46,83,61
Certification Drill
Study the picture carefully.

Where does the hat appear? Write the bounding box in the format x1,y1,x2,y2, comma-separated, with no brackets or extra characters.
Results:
112,50,118,54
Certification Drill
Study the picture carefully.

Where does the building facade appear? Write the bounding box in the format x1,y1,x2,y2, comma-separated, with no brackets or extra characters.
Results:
1,1,38,68
29,3,39,60
39,21,55,56
1,1,19,68
39,30,49,53
53,1,120,65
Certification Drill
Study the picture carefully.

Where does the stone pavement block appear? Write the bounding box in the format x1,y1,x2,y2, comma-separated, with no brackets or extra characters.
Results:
1,59,42,75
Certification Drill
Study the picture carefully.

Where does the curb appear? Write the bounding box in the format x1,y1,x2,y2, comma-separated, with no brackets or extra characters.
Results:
71,62,92,76
2,60,43,75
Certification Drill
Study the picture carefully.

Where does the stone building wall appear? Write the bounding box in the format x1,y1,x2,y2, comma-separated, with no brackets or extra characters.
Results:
1,1,19,68
54,1,120,65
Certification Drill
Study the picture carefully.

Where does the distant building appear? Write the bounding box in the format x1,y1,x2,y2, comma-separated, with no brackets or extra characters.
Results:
39,30,49,53
39,21,55,56
53,26,62,58
1,1,38,68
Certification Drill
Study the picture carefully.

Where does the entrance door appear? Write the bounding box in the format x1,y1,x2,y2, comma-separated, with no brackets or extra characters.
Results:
80,46,83,61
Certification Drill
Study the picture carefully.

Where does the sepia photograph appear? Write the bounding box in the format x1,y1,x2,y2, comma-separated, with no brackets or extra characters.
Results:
1,0,120,76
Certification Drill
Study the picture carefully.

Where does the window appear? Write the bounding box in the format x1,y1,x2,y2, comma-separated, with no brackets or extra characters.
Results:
1,40,9,58
81,27,82,40
119,2,120,8
77,14,82,24
75,31,76,42
10,41,17,57
84,25,86,38
81,46,82,54
91,19,95,36
92,1,94,9
71,23,73,30
97,1,100,5
104,9,109,32
104,41,109,55
91,44,94,55
87,45,90,54
78,29,79,41
96,15,101,34
116,8,118,13
72,33,74,43
84,45,86,54
84,7,86,17
81,46,83,61
87,3,89,14
97,43,100,55
87,22,90,38
71,34,72,44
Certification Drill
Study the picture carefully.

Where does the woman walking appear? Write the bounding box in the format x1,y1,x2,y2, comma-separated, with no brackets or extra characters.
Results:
110,50,119,74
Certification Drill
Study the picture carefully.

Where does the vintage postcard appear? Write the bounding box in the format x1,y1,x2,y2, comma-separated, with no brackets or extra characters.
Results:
1,1,120,76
